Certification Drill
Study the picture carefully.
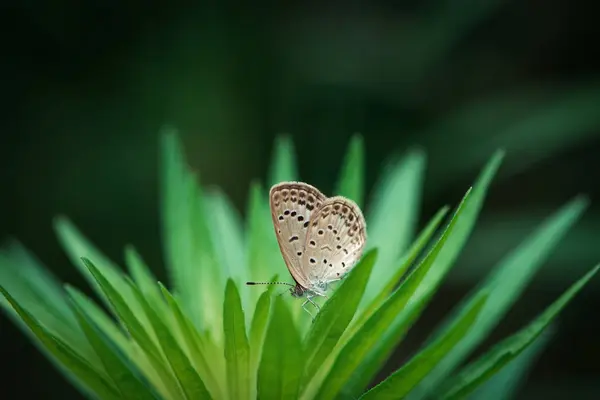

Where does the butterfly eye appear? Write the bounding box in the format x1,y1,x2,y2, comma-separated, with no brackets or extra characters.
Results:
291,211,297,217
298,215,304,221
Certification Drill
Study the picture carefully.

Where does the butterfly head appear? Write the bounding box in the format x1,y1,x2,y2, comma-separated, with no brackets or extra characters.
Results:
290,283,307,298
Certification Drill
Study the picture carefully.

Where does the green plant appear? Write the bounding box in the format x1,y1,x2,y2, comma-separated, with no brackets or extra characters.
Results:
0,128,597,400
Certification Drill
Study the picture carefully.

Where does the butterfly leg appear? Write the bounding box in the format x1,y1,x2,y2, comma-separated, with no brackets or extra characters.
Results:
301,299,315,320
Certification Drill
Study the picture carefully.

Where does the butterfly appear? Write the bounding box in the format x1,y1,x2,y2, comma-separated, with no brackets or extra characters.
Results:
247,181,367,319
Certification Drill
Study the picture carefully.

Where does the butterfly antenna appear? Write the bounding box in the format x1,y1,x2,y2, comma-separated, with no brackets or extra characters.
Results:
246,281,295,287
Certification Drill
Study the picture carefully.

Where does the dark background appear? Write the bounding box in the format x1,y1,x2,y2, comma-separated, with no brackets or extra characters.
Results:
1,2,600,399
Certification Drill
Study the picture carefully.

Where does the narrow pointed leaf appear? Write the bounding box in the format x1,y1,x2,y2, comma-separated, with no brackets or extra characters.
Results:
269,134,298,187
67,291,158,400
362,292,488,399
0,286,121,400
439,264,599,400
1,240,73,322
129,280,210,399
223,279,250,399
258,297,304,399
125,245,164,313
159,282,223,399
335,134,365,207
363,149,426,305
342,151,504,397
249,290,272,399
468,328,553,400
207,192,247,303
351,206,449,334
66,285,170,399
413,150,504,301
160,128,219,329
313,188,471,400
54,217,148,325
0,251,95,361
82,257,183,399
65,286,132,357
409,195,588,399
303,249,378,383
160,128,194,302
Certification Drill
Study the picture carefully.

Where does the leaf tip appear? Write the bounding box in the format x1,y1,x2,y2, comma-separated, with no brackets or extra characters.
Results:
159,123,179,138
52,214,70,230
570,193,590,210
80,257,98,277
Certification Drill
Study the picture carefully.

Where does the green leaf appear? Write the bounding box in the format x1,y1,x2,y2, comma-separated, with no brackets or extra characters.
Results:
413,150,504,301
129,279,210,400
468,327,553,400
351,206,450,334
206,191,247,306
258,296,304,399
0,247,95,362
303,249,378,384
0,286,121,400
66,286,170,399
159,282,224,399
338,151,502,397
249,290,272,399
361,292,489,399
313,187,471,400
82,257,184,399
363,149,426,306
1,240,73,323
439,264,599,400
160,127,192,297
53,217,148,328
408,195,588,400
223,279,250,399
125,245,165,315
269,134,298,187
64,286,132,360
159,128,219,330
67,290,158,400
335,133,365,207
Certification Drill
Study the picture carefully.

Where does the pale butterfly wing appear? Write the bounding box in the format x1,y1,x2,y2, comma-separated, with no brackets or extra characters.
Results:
269,182,327,288
302,196,367,285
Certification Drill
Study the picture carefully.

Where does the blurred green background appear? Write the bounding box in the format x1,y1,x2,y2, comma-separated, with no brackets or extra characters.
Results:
1,2,599,399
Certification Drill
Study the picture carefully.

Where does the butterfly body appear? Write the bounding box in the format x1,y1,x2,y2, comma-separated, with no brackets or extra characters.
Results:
288,280,328,298
267,181,367,318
